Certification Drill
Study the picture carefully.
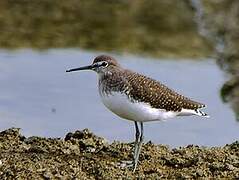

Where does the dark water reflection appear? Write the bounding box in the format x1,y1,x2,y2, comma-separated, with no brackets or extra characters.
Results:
0,49,238,147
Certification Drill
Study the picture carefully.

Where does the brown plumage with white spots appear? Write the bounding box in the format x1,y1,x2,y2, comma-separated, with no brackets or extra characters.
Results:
96,55,207,114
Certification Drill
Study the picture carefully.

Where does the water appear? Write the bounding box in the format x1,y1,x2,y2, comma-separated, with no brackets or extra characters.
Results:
0,49,238,147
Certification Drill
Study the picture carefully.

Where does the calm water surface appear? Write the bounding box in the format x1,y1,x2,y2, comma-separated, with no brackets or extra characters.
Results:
0,49,238,147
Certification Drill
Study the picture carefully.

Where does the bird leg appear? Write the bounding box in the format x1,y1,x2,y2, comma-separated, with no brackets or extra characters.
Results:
120,122,143,172
133,122,144,172
119,121,140,169
133,121,140,161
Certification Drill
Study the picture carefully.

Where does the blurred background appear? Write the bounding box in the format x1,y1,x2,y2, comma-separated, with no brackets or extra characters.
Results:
0,0,238,147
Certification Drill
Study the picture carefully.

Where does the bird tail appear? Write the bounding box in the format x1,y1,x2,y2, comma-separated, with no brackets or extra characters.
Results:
179,108,209,118
195,109,210,118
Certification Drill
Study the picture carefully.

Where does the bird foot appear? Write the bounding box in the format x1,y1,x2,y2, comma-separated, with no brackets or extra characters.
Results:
117,160,134,168
117,160,137,172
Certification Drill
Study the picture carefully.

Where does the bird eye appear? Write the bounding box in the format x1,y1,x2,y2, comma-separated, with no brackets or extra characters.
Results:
101,61,108,67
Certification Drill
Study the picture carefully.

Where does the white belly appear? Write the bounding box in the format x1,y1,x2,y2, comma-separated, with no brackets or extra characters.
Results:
100,92,178,122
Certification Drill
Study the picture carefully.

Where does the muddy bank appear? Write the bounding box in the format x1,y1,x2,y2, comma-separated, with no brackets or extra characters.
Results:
0,0,211,57
0,128,238,179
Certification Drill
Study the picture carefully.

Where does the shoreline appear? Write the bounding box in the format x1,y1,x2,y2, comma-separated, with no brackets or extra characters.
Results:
0,128,238,179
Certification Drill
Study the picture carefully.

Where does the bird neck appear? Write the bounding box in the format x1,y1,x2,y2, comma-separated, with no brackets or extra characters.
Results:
98,67,126,96
97,66,123,80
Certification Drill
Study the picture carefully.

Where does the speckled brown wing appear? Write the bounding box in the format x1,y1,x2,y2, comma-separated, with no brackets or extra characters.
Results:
124,70,205,112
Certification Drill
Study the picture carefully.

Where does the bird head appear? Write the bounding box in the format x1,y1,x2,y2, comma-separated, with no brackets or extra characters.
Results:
66,55,120,74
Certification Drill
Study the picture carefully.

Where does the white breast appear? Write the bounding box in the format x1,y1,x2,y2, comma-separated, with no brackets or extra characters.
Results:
99,92,179,122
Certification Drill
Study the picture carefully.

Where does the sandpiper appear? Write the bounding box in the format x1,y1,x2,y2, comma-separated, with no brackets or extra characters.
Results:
66,55,209,172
